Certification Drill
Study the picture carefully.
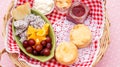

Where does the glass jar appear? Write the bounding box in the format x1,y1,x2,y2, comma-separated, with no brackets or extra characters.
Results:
54,0,72,13
66,2,90,24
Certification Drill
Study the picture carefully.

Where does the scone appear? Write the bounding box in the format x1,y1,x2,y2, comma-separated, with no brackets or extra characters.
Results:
55,42,78,65
70,24,92,48
12,2,31,20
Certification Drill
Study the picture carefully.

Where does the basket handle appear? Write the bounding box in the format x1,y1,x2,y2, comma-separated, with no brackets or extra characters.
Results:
0,49,7,60
2,0,14,37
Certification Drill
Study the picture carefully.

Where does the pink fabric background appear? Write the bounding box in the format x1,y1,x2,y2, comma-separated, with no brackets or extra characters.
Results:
0,0,120,67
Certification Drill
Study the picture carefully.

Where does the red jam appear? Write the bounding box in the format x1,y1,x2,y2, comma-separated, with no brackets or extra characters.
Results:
66,2,89,24
72,5,85,17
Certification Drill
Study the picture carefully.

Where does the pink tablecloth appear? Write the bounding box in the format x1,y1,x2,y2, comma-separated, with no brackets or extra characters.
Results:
0,0,120,67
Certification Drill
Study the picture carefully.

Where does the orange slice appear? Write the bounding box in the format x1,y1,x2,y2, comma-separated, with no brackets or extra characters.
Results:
27,26,37,36
36,23,50,36
42,23,50,35
36,29,45,36
28,32,36,40
27,23,50,46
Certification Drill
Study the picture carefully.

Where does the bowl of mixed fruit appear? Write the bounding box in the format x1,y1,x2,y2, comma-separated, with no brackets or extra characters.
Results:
12,3,56,62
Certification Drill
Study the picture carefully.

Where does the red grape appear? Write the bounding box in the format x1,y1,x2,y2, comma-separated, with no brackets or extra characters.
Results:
46,43,52,49
39,49,44,55
41,40,47,47
28,39,36,46
35,44,43,52
46,36,51,43
43,48,50,56
26,46,33,53
23,40,29,48
32,50,38,55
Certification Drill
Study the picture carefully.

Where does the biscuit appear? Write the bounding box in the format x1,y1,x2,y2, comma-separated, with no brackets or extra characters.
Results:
12,2,31,20
70,24,92,48
55,42,78,65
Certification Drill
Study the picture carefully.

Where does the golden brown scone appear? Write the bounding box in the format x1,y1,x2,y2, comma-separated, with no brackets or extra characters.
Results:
70,24,92,48
55,42,78,65
12,2,31,20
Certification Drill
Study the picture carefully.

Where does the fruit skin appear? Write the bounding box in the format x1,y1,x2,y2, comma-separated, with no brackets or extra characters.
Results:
23,37,52,56
46,43,52,49
39,49,44,55
41,40,47,47
23,40,29,48
46,36,51,43
35,44,43,52
26,46,33,53
28,39,36,46
43,48,50,56
32,50,39,55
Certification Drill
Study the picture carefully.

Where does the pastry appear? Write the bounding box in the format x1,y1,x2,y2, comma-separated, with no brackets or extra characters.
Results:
12,2,31,20
55,42,78,65
70,24,92,48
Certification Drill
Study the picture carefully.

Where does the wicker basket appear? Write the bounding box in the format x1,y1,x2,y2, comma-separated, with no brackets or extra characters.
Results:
0,0,110,67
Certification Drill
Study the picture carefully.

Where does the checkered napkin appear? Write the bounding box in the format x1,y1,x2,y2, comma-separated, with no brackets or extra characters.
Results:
5,0,105,67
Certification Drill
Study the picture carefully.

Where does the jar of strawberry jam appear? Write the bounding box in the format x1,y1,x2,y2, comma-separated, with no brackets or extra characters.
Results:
66,2,90,24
